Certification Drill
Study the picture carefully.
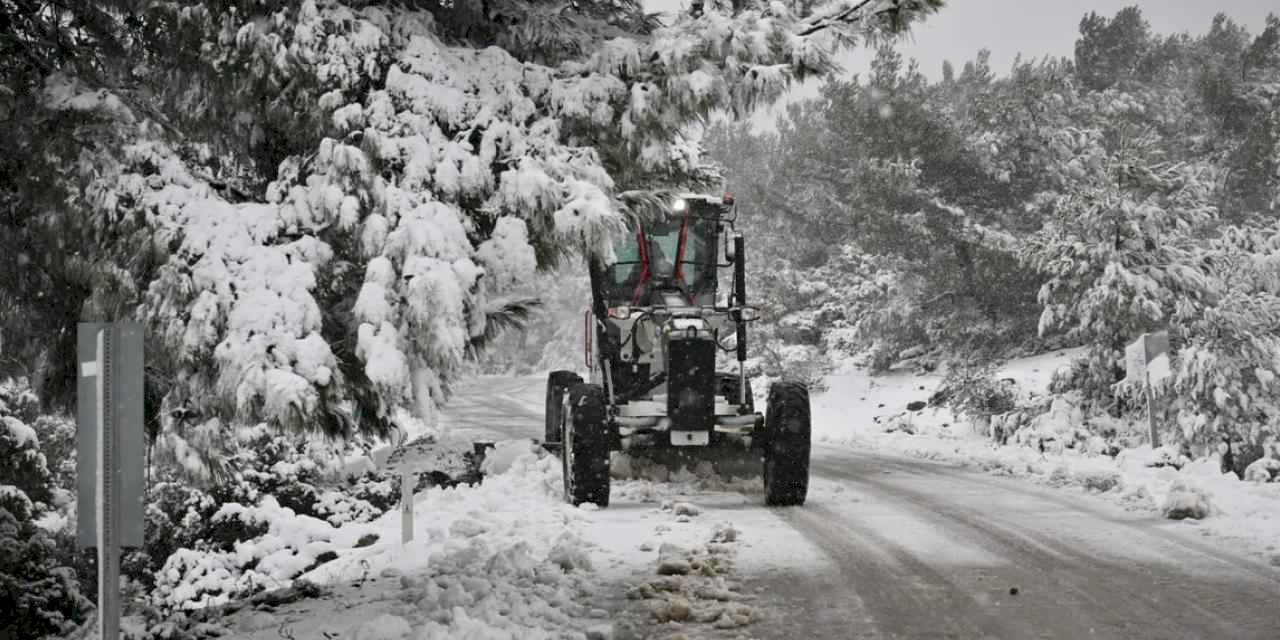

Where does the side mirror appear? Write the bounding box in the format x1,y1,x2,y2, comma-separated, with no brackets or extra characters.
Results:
739,307,759,322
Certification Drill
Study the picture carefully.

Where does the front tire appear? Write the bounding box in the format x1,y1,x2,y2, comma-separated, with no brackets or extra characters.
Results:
763,381,811,506
545,370,582,447
562,383,611,507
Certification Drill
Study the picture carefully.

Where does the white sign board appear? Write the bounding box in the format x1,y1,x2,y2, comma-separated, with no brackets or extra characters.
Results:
1125,338,1147,383
1125,331,1171,385
1126,330,1171,449
1146,353,1171,384
1145,331,1171,384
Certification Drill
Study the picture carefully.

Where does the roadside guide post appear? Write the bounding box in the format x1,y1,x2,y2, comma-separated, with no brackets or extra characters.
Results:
77,323,145,640
1125,331,1171,449
401,470,414,544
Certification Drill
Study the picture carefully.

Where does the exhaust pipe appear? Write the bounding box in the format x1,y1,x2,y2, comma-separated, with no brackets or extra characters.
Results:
733,233,747,406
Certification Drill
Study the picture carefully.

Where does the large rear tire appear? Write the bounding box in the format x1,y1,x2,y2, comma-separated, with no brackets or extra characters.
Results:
545,370,583,447
563,383,611,507
763,381,811,506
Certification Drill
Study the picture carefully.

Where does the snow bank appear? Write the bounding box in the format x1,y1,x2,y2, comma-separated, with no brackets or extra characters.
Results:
478,438,542,477
221,449,607,639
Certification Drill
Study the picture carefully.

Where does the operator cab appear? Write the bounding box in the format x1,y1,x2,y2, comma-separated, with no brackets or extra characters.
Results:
598,196,729,309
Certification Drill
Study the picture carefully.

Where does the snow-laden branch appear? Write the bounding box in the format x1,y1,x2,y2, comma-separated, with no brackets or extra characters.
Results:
66,0,942,451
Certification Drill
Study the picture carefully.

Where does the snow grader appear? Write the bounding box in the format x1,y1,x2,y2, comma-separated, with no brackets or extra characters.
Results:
544,194,812,507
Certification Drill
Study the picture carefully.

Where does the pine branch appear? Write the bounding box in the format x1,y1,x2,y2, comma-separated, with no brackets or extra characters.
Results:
797,0,943,38
466,298,544,358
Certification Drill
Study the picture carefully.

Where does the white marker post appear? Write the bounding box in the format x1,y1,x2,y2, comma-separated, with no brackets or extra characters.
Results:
401,471,414,545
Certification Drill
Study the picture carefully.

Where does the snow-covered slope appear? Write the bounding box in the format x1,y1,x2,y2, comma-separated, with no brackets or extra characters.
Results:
810,351,1280,562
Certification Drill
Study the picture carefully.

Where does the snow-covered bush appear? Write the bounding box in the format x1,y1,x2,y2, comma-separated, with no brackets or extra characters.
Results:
0,377,39,421
121,425,407,619
934,361,1019,427
31,414,77,497
140,480,224,587
1,418,54,515
0,506,94,639
341,472,399,515
150,430,395,539
151,497,345,612
752,343,831,394
219,430,397,526
0,379,92,637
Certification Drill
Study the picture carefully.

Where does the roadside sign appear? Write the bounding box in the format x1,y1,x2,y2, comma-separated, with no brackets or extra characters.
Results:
77,323,145,547
1124,331,1171,385
1125,330,1171,449
1125,338,1146,383
1145,331,1171,384
401,471,414,545
78,322,145,640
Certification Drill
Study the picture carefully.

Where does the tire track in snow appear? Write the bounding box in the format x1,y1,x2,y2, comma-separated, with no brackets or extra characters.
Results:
774,503,1012,639
816,444,1280,585
808,454,1280,639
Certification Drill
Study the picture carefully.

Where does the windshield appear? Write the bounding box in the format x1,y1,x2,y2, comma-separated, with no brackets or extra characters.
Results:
603,215,716,306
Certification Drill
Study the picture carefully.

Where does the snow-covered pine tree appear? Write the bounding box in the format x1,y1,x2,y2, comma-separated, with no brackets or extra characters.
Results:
708,44,1048,368
7,0,943,473
1074,7,1152,92
1025,86,1224,417
1168,222,1280,445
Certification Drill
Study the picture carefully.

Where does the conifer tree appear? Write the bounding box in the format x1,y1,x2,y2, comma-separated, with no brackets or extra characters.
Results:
1,0,944,466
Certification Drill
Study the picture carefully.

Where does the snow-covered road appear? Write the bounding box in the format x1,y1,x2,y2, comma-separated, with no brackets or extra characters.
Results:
759,449,1280,638
438,376,1280,639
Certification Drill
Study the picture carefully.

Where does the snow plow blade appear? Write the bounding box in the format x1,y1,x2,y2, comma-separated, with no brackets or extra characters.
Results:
612,443,763,480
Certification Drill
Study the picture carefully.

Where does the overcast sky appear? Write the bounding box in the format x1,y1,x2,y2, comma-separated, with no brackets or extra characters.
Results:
644,0,1278,131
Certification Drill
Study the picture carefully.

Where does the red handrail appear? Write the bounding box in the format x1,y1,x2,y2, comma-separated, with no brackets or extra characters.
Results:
629,225,650,306
672,213,693,304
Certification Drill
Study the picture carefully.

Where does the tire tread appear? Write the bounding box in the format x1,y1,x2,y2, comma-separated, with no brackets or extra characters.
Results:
763,381,811,506
564,383,611,507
